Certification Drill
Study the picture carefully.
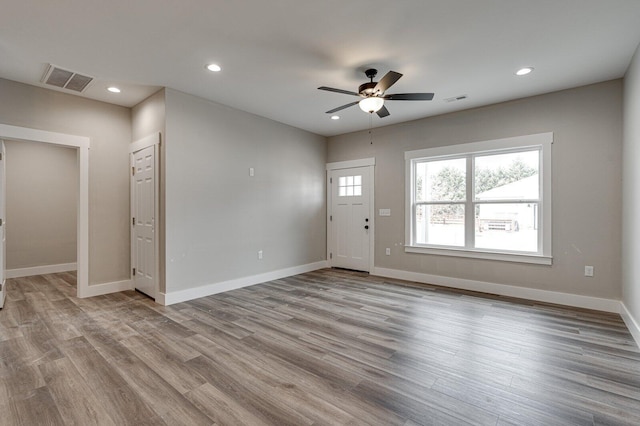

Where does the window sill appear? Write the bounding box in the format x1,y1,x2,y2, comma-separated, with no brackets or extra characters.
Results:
404,245,552,265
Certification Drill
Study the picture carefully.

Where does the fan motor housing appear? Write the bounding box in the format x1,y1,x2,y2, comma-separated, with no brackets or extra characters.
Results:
359,82,379,96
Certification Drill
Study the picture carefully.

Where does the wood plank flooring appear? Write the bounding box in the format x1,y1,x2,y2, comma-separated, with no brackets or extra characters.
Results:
1,269,639,425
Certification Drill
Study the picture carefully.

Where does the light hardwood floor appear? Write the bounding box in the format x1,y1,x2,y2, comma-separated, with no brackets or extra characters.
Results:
0,269,639,425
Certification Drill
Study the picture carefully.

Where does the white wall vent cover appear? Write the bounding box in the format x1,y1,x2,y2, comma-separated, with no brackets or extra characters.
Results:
41,64,94,92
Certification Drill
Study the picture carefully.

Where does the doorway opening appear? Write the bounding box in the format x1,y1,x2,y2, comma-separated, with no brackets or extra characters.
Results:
4,140,78,279
0,124,89,298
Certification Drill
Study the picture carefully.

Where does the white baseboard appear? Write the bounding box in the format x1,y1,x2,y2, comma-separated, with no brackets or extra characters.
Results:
621,303,640,347
6,262,77,279
81,279,133,298
372,267,622,314
161,260,329,306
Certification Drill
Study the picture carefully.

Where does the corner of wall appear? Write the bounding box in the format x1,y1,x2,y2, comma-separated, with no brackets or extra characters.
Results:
621,303,640,347
622,41,640,347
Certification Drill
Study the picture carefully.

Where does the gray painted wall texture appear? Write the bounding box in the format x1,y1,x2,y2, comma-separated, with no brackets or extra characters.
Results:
163,89,327,293
5,140,77,269
328,80,623,300
1,73,631,314
623,45,640,324
0,78,132,285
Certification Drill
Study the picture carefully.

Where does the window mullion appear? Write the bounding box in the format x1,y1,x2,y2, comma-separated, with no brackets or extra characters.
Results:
411,160,417,245
465,155,474,248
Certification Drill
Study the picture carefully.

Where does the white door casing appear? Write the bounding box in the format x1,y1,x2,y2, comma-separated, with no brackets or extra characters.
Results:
130,134,160,300
327,159,375,272
0,124,89,298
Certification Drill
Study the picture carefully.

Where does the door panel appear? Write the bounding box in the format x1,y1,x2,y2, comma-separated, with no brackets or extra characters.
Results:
329,166,371,272
132,145,156,299
335,204,348,258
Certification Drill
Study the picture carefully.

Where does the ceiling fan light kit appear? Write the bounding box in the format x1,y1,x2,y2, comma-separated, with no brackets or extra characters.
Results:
319,68,434,118
359,97,384,113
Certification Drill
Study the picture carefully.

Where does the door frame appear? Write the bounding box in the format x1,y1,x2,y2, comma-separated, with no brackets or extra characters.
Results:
326,158,375,272
129,133,160,300
0,142,5,308
0,124,90,298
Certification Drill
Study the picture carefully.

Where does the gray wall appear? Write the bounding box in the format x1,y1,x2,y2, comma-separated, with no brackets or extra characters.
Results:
328,80,623,300
623,45,640,324
5,140,77,269
164,89,327,293
0,78,132,285
132,89,166,141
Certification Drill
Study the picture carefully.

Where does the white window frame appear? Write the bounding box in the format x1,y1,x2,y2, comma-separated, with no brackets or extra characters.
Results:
405,133,553,265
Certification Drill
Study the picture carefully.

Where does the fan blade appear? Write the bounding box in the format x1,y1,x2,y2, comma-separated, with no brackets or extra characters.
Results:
376,105,390,118
374,71,403,93
318,86,360,97
326,101,360,114
384,93,434,101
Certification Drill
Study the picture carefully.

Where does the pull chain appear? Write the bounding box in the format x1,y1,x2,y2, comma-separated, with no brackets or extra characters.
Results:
369,113,373,144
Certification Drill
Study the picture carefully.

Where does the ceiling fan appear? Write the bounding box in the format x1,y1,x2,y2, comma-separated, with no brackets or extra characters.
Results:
318,68,434,118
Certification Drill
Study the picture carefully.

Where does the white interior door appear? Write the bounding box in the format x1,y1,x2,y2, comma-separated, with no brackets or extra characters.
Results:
132,145,156,299
329,166,372,272
0,141,5,308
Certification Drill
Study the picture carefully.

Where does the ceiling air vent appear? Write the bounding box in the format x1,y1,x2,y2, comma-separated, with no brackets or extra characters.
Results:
444,95,468,103
41,64,94,93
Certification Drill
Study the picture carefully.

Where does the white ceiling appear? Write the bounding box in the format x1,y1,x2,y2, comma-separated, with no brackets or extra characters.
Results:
1,0,640,137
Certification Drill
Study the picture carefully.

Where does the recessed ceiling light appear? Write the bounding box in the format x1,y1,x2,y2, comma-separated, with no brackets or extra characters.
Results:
206,63,222,72
516,67,534,76
107,86,121,93
331,115,340,120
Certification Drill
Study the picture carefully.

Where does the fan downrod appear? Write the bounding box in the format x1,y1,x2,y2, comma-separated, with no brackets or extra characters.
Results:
359,69,379,96
364,68,378,81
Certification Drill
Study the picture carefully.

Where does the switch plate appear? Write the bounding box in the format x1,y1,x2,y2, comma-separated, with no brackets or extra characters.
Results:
379,209,391,216
249,167,255,177
258,250,263,260
385,248,391,256
584,265,594,277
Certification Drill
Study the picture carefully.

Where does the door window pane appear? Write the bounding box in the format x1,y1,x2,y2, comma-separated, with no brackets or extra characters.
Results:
475,203,538,252
416,204,465,246
415,158,466,202
338,175,362,197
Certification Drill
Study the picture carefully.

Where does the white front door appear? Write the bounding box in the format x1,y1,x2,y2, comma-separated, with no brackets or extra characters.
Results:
0,141,5,308
329,166,372,272
132,145,156,299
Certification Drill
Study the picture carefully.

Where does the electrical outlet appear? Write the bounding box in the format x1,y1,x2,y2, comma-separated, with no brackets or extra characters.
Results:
249,167,255,177
385,248,391,256
258,250,263,260
584,265,594,277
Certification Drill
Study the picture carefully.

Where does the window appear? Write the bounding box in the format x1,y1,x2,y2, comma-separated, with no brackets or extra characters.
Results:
405,133,552,265
338,175,362,197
